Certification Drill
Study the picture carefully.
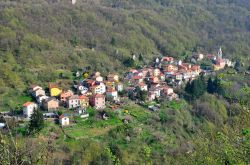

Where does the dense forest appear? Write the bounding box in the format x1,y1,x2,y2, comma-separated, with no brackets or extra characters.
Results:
0,0,250,164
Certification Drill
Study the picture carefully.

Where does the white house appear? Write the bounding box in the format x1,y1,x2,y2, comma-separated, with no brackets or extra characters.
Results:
67,95,80,109
149,87,161,98
29,85,43,94
59,115,70,126
36,95,49,105
23,102,38,119
91,82,106,94
32,89,46,98
116,83,123,92
95,76,104,82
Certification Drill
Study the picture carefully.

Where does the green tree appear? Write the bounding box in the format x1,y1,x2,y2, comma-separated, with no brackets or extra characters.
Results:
111,37,116,46
213,76,224,95
28,109,44,134
69,36,79,47
185,76,206,99
123,58,135,67
207,77,214,94
138,53,144,62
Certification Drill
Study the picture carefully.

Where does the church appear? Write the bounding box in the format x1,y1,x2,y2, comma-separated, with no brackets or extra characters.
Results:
213,47,233,71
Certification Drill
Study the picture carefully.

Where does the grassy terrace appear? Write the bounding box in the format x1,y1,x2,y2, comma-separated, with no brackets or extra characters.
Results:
63,117,123,139
62,103,153,139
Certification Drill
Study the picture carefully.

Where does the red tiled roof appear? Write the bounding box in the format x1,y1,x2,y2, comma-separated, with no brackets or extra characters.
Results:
78,95,88,100
106,89,116,92
162,56,174,61
59,115,68,119
23,102,33,107
132,76,142,80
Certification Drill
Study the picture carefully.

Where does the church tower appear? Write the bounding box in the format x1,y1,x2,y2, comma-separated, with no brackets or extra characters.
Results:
217,47,223,60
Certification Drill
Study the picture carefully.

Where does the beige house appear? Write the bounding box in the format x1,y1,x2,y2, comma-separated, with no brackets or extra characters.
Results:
43,98,59,111
32,89,46,98
79,95,89,108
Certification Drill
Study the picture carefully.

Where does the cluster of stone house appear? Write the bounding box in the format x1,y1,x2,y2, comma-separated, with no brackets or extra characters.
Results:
22,47,232,123
124,60,180,102
123,54,209,102
23,84,60,119
22,72,123,122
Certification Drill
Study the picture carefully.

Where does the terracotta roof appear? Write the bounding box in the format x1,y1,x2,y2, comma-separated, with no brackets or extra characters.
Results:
162,56,174,61
59,115,68,119
132,76,142,80
86,79,95,84
92,94,105,98
78,95,88,100
23,102,33,107
191,65,200,70
106,89,117,93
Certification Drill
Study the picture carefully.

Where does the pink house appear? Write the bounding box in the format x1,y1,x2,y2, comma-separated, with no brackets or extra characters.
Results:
89,94,105,109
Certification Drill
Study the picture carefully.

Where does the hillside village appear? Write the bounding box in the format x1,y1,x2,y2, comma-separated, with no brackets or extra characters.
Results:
1,47,233,127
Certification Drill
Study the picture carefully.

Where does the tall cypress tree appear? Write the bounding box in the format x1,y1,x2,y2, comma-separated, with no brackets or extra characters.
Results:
28,109,44,134
185,76,206,99
185,81,192,94
207,77,214,93
213,76,224,95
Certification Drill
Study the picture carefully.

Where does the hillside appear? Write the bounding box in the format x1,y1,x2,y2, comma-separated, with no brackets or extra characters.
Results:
0,0,250,93
0,1,250,164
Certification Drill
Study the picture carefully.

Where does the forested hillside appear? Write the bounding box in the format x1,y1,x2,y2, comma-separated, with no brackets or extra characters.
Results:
0,1,250,164
0,0,250,93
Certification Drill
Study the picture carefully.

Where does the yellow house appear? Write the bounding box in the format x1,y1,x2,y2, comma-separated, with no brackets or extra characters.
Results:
48,83,62,97
213,64,224,71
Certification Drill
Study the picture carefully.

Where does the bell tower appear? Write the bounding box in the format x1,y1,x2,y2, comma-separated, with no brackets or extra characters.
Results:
217,47,223,60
